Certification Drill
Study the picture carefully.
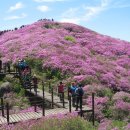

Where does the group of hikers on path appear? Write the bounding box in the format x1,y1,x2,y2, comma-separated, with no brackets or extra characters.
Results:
1,59,84,110
16,59,38,91
16,59,31,87
58,81,84,111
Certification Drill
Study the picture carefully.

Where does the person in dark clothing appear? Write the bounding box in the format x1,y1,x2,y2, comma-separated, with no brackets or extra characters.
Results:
18,59,27,72
70,82,78,107
58,82,64,101
75,84,84,111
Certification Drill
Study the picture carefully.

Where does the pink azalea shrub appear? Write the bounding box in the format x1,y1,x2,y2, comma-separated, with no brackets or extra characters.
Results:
83,84,113,98
112,91,130,101
114,100,130,111
112,92,130,120
98,119,112,130
0,20,130,91
85,96,109,121
112,100,130,120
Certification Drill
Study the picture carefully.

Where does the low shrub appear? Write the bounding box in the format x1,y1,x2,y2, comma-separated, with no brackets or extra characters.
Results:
64,36,76,43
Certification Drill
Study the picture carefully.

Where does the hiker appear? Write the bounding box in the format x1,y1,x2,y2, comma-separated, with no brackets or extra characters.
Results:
32,74,38,94
15,60,21,74
75,84,84,111
18,59,27,71
70,82,78,107
22,66,31,88
58,82,64,101
23,66,31,75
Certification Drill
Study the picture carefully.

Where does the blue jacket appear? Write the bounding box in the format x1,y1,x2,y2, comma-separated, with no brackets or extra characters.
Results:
70,85,77,95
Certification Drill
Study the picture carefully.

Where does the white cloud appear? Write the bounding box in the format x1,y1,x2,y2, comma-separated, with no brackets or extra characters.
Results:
83,0,110,21
4,13,27,20
62,8,79,18
60,0,130,25
60,18,80,24
37,5,49,12
60,8,80,24
8,2,24,12
34,0,66,2
60,0,110,24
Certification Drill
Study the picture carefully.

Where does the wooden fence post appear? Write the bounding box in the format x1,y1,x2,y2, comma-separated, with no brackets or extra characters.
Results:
69,95,71,113
92,93,95,126
1,98,4,117
6,103,9,125
42,81,45,116
34,97,37,112
62,92,65,108
67,87,69,100
0,60,2,73
51,87,54,109
49,81,51,93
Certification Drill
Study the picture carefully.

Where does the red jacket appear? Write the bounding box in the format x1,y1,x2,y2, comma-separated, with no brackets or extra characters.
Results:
58,85,64,93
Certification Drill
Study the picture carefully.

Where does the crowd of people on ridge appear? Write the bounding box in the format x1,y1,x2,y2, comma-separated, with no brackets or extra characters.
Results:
38,18,54,22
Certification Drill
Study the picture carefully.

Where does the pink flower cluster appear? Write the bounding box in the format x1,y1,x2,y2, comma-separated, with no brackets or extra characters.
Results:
114,100,130,111
112,91,130,101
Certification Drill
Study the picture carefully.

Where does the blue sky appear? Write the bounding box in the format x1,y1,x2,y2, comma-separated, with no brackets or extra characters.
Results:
0,0,130,41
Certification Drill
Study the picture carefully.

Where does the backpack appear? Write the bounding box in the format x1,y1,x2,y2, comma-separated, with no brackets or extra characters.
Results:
75,87,84,96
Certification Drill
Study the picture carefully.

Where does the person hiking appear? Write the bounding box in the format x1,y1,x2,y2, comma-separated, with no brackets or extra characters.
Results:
75,84,84,111
70,82,78,107
58,82,64,101
22,66,31,88
18,59,27,72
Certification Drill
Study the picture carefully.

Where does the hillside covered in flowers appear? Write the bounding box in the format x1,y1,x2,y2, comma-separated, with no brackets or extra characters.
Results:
0,20,130,91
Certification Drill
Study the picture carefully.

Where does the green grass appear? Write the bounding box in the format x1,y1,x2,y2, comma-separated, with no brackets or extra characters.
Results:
111,120,127,130
64,36,76,43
